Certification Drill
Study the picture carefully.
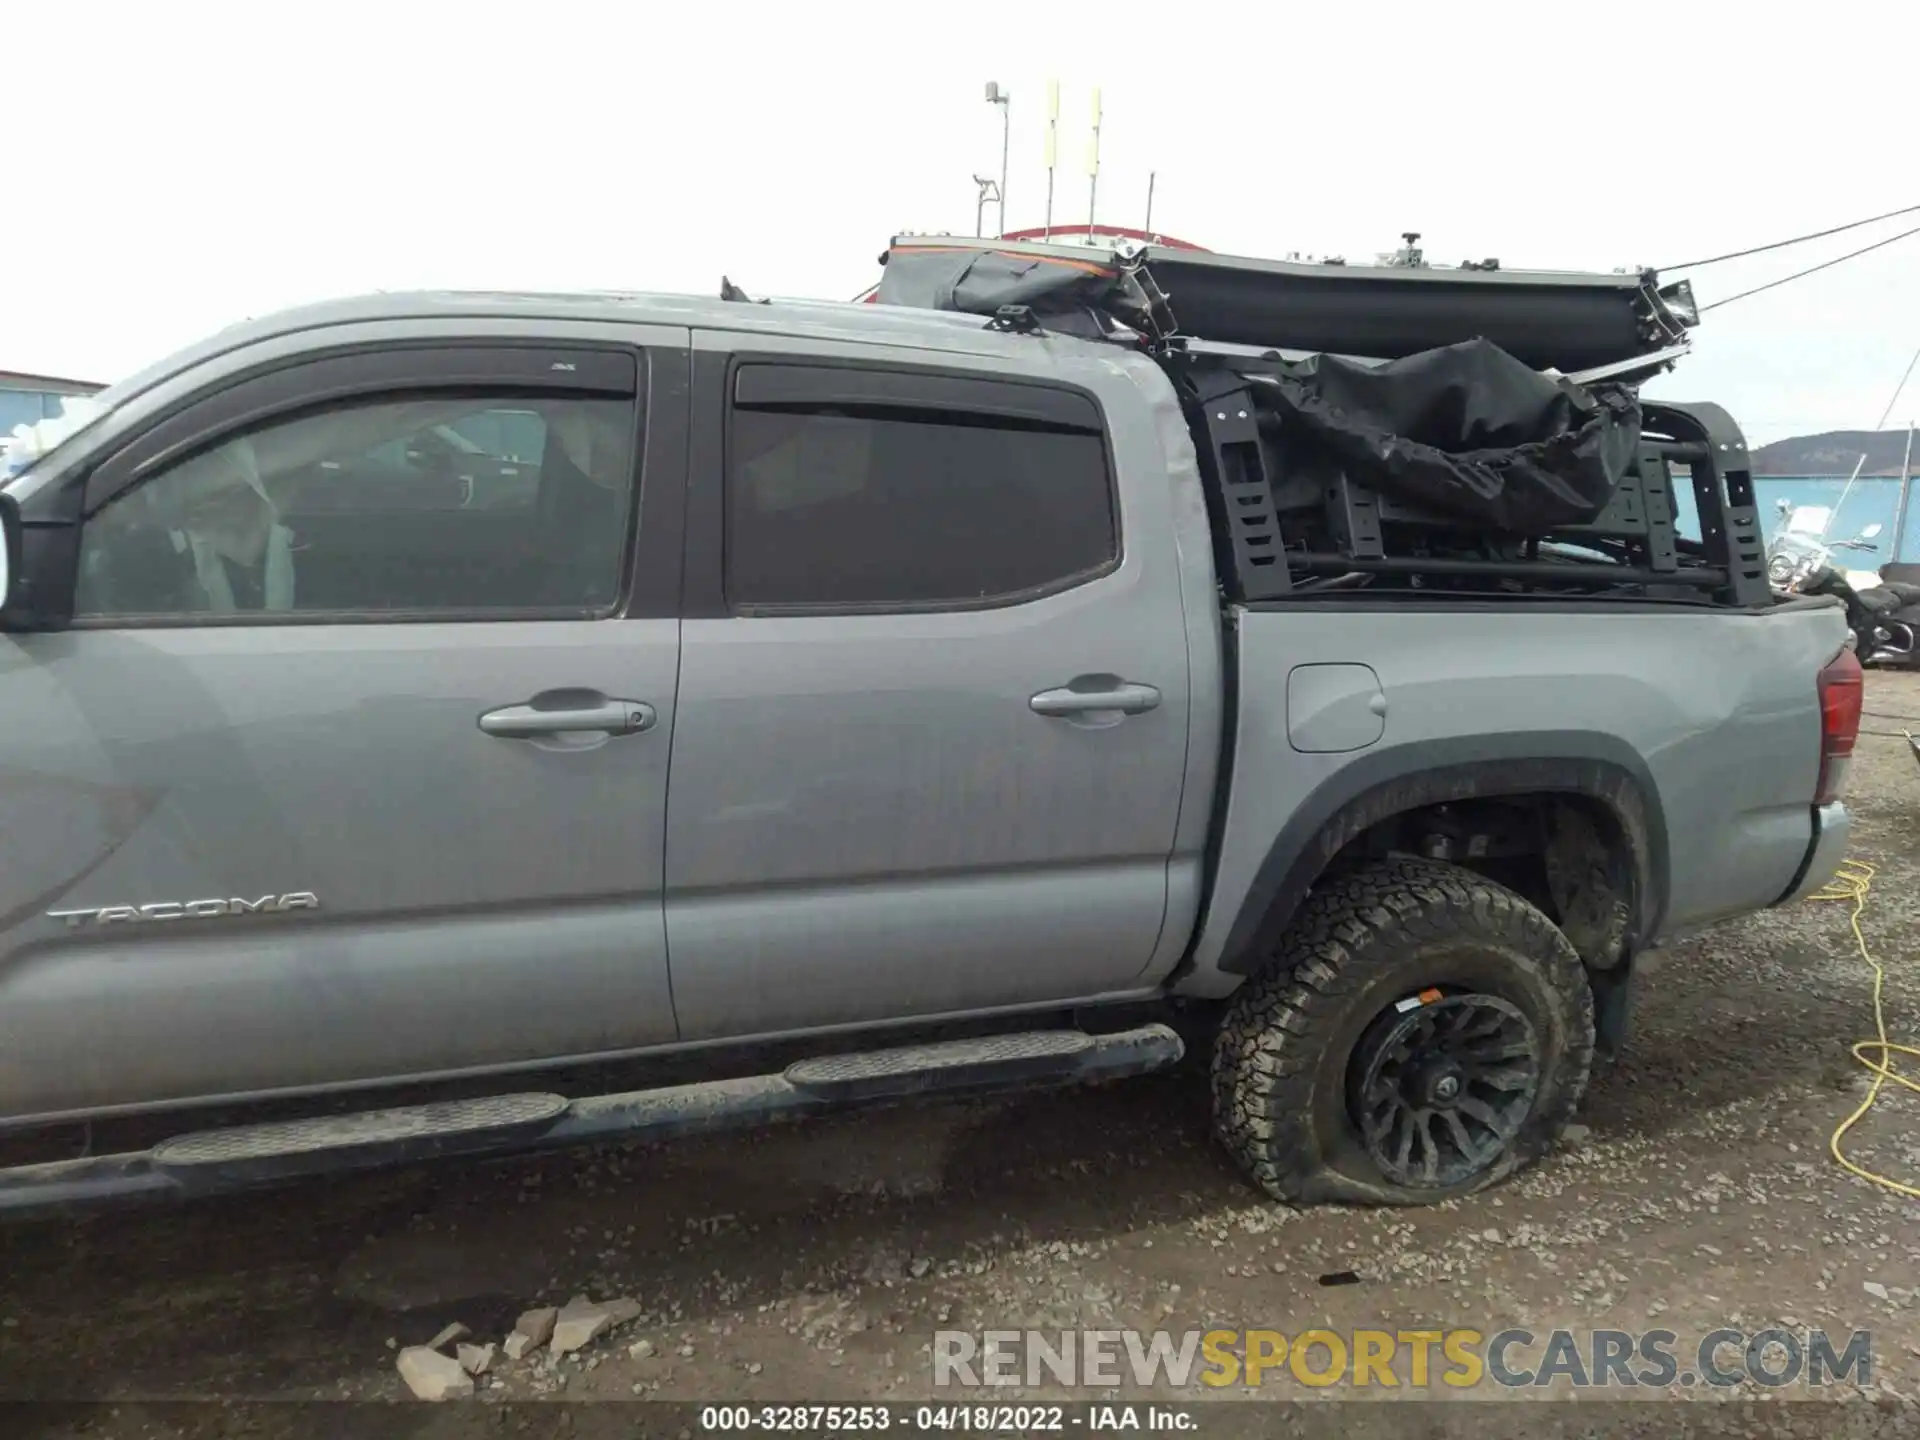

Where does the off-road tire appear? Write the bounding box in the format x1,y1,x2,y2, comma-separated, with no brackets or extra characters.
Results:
1211,856,1595,1205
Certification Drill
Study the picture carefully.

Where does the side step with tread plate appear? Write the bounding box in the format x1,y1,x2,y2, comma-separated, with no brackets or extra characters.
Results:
0,1023,1184,1216
152,1092,571,1178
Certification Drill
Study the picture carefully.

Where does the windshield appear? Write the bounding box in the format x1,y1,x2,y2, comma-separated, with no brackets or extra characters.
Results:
1,390,115,483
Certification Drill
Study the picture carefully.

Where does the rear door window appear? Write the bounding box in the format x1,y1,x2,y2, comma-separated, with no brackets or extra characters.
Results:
725,365,1116,611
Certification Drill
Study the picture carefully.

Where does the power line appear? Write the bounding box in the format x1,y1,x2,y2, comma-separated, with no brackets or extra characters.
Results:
1872,344,1920,433
1822,343,1920,523
1699,223,1920,313
1662,202,1920,271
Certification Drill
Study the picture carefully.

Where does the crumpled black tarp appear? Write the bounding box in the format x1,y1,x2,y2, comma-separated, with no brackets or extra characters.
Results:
875,244,1159,334
1248,338,1642,533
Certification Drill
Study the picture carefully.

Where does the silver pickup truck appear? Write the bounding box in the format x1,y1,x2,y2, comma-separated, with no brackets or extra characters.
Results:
0,237,1860,1216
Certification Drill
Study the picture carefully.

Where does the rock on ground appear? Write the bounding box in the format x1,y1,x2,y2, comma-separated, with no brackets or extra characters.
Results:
550,1296,617,1356
502,1331,538,1361
513,1306,557,1343
396,1345,473,1401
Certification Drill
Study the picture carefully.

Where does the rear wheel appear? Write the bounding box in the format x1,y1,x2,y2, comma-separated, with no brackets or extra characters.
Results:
1211,856,1595,1205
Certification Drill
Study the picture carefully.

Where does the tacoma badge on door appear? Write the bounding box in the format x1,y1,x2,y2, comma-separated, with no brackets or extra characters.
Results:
45,892,321,928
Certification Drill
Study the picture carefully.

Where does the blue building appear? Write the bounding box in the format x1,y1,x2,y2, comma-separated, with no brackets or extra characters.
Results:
0,369,104,439
1672,474,1918,567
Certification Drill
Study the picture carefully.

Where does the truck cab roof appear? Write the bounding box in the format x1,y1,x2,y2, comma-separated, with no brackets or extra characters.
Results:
127,287,1078,389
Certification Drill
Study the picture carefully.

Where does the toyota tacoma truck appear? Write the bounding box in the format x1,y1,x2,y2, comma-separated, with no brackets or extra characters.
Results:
0,236,1860,1217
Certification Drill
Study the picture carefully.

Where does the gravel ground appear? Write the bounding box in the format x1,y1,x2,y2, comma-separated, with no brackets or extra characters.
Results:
4,673,1920,1438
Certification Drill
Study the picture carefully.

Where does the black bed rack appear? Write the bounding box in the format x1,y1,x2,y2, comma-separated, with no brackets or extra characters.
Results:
1185,373,1768,609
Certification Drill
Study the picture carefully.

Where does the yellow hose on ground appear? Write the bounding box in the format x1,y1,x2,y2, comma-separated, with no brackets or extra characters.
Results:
1809,857,1920,1199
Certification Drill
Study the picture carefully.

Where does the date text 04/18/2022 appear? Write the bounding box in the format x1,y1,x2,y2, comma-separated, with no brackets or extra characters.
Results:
696,1404,1198,1431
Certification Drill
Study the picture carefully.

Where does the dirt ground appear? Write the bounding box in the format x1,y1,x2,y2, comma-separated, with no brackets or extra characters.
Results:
4,675,1920,1438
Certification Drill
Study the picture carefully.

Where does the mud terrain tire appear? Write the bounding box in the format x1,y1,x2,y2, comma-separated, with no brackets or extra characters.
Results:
1211,856,1595,1205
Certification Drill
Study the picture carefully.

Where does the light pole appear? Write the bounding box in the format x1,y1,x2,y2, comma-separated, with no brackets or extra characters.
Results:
984,82,1010,236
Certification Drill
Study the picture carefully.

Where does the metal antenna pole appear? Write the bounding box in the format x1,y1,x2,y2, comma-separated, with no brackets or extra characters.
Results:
1829,453,1867,543
1043,79,1059,240
998,92,1010,236
1894,421,1916,564
1086,86,1103,241
1838,340,1920,548
1143,171,1156,238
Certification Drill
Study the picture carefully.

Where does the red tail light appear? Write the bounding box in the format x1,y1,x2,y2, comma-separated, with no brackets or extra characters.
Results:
1815,645,1863,804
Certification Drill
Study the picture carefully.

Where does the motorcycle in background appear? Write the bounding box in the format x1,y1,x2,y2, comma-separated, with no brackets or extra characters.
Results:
1766,501,1919,666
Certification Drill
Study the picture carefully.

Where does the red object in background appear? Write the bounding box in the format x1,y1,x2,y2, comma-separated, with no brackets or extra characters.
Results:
998,224,1208,251
860,225,1210,301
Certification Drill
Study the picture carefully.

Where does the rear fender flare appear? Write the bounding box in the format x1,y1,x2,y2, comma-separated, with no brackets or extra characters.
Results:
1216,733,1668,976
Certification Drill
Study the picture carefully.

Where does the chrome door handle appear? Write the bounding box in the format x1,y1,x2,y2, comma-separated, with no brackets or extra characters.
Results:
1029,680,1162,718
479,699,655,738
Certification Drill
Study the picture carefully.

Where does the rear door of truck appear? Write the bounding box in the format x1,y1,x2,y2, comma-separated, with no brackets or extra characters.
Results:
662,331,1195,1039
0,325,691,1122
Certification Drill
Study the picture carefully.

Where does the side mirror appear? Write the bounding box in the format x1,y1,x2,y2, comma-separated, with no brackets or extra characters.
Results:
404,432,454,475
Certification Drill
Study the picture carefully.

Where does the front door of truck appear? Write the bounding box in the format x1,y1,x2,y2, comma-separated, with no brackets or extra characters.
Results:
0,331,691,1122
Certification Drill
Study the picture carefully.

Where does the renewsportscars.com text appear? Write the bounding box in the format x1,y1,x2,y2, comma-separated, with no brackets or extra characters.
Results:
932,1327,1874,1390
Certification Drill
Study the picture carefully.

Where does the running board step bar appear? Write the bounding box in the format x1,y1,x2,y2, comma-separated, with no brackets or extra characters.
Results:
153,1092,572,1174
0,1023,1183,1216
785,1029,1096,1100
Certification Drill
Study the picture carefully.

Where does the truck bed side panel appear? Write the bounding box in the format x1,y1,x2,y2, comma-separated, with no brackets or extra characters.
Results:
1176,599,1850,996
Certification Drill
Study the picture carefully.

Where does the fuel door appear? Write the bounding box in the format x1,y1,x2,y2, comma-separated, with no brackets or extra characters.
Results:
1287,663,1387,753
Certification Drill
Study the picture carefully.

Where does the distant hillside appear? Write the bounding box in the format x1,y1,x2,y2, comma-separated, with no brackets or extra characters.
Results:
1752,429,1917,477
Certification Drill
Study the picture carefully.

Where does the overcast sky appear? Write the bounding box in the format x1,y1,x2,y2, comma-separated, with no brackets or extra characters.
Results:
8,2,1915,445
